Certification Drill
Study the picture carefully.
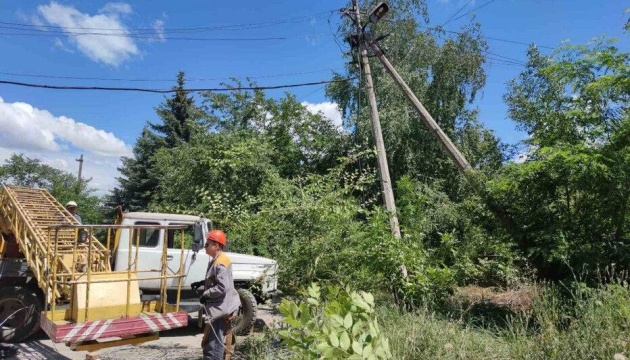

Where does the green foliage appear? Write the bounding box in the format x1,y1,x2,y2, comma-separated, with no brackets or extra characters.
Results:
229,150,393,294
396,175,521,287
0,153,105,223
279,283,392,359
149,130,277,227
328,1,507,199
202,83,350,178
498,38,630,279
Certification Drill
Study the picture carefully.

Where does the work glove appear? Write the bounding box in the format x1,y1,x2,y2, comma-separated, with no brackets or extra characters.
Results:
199,293,209,304
191,281,203,291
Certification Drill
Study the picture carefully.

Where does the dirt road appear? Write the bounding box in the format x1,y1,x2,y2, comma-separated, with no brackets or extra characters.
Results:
0,305,281,360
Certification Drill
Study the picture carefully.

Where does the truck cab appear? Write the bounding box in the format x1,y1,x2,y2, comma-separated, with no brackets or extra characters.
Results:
112,212,278,335
114,212,278,295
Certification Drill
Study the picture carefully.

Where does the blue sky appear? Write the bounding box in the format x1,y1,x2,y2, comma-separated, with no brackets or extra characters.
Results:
0,0,628,193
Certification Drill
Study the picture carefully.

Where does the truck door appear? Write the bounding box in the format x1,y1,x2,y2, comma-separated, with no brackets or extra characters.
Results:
115,221,164,290
165,222,211,289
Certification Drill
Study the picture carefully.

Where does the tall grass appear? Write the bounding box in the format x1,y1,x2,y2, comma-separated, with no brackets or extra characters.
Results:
237,282,629,359
381,282,630,360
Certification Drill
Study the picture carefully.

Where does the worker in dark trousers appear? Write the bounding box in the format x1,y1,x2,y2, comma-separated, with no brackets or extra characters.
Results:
193,230,241,360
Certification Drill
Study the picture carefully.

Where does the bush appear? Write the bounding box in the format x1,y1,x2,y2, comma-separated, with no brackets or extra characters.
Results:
278,283,392,359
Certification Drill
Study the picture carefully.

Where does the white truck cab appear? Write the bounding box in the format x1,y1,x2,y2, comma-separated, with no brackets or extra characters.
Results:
113,212,278,334
114,212,278,295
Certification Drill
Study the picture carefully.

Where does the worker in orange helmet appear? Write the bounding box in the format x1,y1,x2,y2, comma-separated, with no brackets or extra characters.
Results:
192,229,241,360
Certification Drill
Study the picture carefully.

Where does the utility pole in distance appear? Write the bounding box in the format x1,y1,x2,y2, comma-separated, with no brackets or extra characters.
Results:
347,0,401,239
76,154,84,189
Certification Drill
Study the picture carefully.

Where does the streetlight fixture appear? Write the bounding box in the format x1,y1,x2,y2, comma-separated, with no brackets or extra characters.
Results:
366,2,389,28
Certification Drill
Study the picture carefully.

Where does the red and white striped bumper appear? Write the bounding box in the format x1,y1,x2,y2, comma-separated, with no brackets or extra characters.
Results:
40,312,189,344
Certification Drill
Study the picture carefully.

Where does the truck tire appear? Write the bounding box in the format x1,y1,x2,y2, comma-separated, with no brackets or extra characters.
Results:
232,288,257,336
0,286,43,342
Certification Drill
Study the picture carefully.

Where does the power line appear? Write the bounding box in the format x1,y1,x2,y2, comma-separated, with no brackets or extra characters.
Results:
483,50,527,65
447,0,499,24
0,29,328,42
442,0,475,27
0,68,340,82
0,78,355,94
0,10,335,33
419,25,555,50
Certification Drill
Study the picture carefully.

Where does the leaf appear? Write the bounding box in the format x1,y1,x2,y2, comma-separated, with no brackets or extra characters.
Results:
339,331,351,351
352,320,364,336
299,303,311,324
352,341,363,355
329,332,339,348
308,283,321,298
362,292,375,307
362,344,373,359
331,314,345,327
344,313,353,329
306,297,320,306
316,341,331,354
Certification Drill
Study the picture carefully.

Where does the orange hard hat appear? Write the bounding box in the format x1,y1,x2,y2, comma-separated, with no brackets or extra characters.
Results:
206,229,227,246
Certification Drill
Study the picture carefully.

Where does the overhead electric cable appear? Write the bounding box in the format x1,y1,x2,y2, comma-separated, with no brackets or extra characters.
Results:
0,68,339,82
0,78,355,93
483,50,527,65
0,10,335,33
418,25,555,50
0,29,328,41
442,0,475,26
447,0,499,24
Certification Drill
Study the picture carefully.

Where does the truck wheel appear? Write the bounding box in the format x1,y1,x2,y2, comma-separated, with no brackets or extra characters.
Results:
232,288,257,336
0,286,43,342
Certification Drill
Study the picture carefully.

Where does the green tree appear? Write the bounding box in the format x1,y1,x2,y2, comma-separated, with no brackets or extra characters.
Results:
150,85,351,226
0,153,105,223
202,82,350,178
495,38,629,278
109,71,205,211
327,1,505,199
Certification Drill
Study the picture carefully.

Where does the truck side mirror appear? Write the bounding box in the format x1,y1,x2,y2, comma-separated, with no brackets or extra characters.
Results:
192,221,205,253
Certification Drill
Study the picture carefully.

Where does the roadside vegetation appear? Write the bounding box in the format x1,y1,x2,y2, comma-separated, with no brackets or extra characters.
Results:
1,1,628,358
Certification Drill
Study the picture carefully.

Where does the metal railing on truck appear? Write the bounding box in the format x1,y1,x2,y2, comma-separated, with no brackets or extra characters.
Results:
0,186,111,301
41,223,189,351
0,186,190,350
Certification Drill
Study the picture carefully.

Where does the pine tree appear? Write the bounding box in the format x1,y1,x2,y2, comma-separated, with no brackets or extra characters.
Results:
108,71,204,211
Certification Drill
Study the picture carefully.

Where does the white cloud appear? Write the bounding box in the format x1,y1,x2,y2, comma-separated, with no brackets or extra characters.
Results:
301,101,344,130
152,19,165,42
99,2,133,16
37,1,140,66
53,38,74,53
0,97,131,193
0,97,132,157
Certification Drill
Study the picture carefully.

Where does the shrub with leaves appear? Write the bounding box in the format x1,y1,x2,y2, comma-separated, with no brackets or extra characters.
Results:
279,283,392,359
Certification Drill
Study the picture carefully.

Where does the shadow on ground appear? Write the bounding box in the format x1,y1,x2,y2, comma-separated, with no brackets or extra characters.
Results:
0,340,72,360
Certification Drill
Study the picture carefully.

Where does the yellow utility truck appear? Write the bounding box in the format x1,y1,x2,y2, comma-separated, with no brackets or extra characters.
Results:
0,185,192,350
0,185,278,350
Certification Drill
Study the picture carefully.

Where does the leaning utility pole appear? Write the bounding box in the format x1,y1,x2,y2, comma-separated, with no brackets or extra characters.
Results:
367,41,472,174
351,2,516,233
349,0,401,239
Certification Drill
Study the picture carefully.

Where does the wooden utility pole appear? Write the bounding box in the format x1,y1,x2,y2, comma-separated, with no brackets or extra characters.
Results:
76,154,84,188
351,0,401,239
362,29,516,233
367,41,473,174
